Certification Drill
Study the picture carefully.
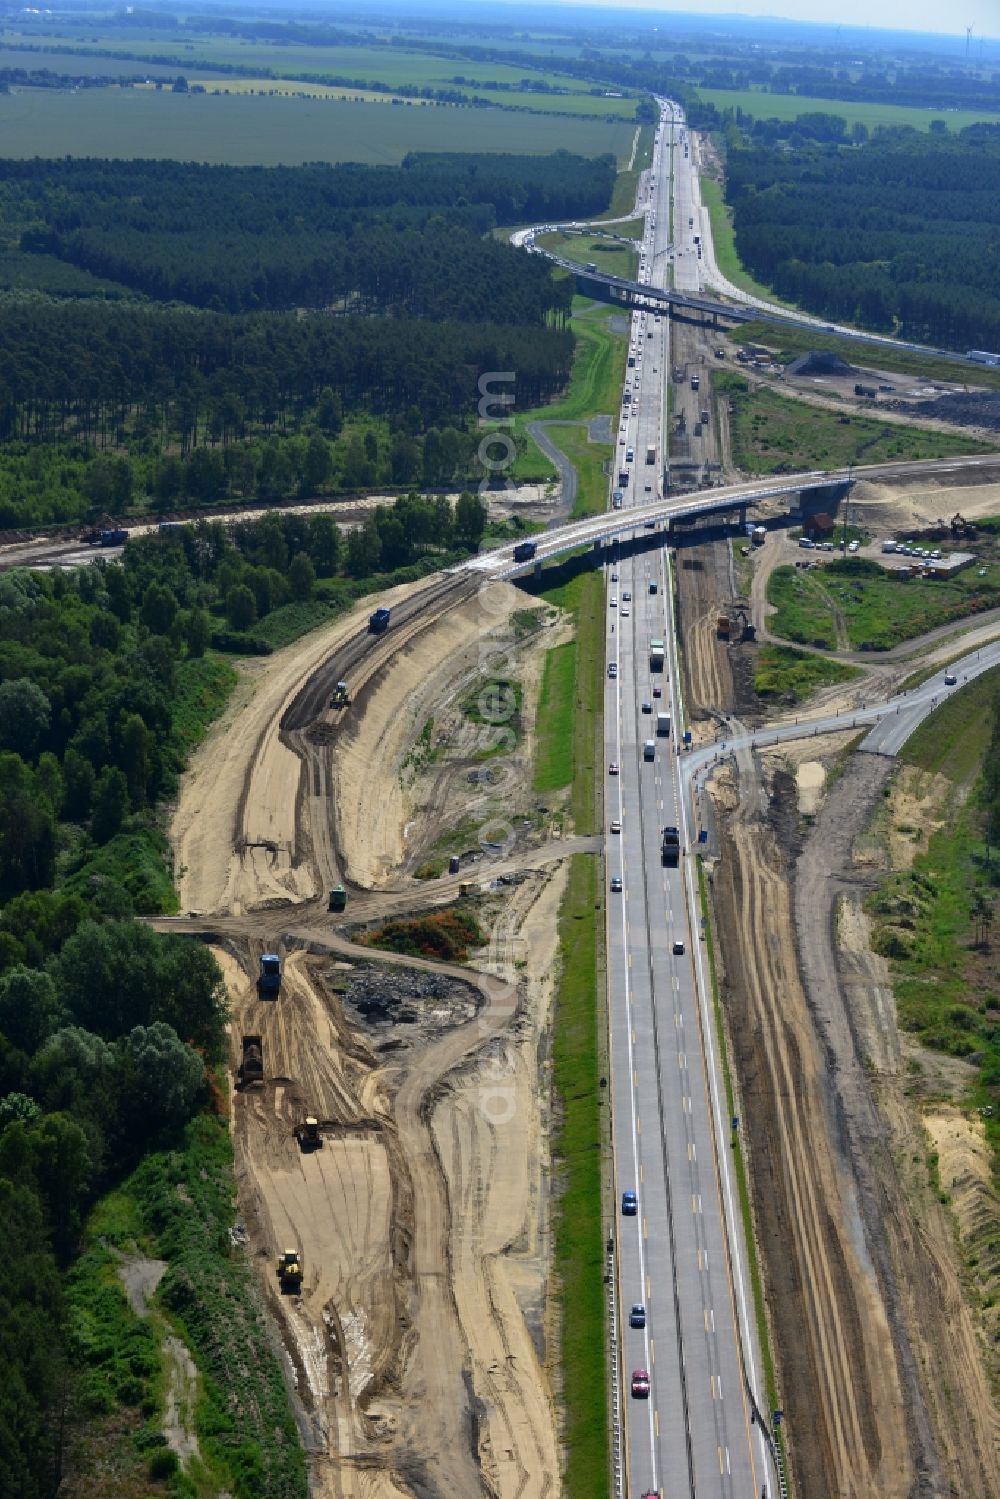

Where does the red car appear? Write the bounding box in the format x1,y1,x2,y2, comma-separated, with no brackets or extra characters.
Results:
631,1368,650,1399
652,685,662,698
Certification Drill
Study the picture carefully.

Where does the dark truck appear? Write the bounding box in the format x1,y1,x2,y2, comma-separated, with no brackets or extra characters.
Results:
512,541,537,564
661,826,680,868
369,606,391,634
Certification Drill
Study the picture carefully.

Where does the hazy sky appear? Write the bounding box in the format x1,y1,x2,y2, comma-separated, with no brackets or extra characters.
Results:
567,1,998,40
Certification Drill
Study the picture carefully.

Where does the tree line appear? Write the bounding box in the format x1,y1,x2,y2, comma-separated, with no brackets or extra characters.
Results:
723,127,1000,352
3,153,611,313
0,484,497,1489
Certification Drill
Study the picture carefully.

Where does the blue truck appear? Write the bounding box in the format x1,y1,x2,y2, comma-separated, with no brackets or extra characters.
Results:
259,953,281,996
512,541,537,564
99,528,129,547
369,606,391,634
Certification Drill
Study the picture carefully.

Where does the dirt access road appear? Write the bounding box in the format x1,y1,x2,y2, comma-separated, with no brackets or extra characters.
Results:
170,574,565,1498
677,492,1000,1494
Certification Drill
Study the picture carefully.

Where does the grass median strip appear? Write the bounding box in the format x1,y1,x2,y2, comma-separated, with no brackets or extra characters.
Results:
535,537,608,1489
552,852,609,1499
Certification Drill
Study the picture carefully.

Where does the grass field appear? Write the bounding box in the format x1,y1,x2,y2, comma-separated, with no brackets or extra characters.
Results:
0,88,635,164
902,666,1000,781
720,374,996,476
534,640,577,791
555,424,613,519
767,557,1000,652
753,642,861,704
512,298,628,482
537,226,638,281
698,176,787,304
695,85,1000,134
550,852,609,1499
522,301,627,429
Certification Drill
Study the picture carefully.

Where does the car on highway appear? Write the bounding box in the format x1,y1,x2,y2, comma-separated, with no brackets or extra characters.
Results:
611,571,618,581
621,606,630,618
631,1369,650,1399
626,447,634,462
642,701,651,714
673,939,685,956
622,590,631,601
608,662,617,678
609,762,620,776
610,595,618,608
649,580,657,594
629,1304,646,1328
944,671,958,686
621,1190,638,1215
610,819,621,834
610,876,623,893
652,685,662,698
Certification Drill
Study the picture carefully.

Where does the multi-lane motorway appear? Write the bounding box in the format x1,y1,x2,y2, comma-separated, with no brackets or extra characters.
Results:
605,107,768,1499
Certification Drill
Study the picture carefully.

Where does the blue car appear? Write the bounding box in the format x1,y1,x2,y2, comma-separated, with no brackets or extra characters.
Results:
629,1304,646,1329
621,1190,638,1216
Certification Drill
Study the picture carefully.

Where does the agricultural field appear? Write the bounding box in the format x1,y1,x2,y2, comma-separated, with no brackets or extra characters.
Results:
0,87,635,165
695,86,1000,134
1,33,639,115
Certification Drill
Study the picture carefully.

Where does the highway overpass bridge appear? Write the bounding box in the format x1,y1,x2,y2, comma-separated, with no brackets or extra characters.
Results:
535,249,974,370
465,454,1000,580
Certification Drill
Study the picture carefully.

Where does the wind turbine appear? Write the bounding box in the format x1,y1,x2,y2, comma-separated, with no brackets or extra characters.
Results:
966,24,974,60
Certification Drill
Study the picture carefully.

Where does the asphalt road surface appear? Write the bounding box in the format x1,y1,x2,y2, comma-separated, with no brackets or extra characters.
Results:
606,107,768,1499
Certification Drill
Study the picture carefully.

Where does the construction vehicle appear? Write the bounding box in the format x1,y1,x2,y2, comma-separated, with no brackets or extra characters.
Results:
649,638,665,672
294,1117,323,1151
369,606,391,634
277,1248,303,1293
330,681,349,708
259,953,281,996
735,604,756,642
238,1035,264,1088
717,613,731,641
661,827,680,868
328,885,347,913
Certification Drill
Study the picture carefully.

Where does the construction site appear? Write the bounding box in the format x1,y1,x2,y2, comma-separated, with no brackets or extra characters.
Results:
148,258,1000,1499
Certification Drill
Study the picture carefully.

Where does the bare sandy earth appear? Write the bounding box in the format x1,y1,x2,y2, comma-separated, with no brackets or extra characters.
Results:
431,870,564,1499
334,582,522,888
172,577,428,915
173,570,564,1499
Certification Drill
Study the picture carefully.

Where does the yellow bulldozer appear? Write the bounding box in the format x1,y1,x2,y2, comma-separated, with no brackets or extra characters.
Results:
277,1248,303,1293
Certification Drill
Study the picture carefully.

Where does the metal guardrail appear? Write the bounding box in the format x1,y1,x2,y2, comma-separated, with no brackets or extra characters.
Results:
607,1243,624,1499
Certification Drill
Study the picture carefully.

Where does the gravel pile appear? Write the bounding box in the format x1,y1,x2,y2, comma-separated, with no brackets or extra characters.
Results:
340,965,482,1033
